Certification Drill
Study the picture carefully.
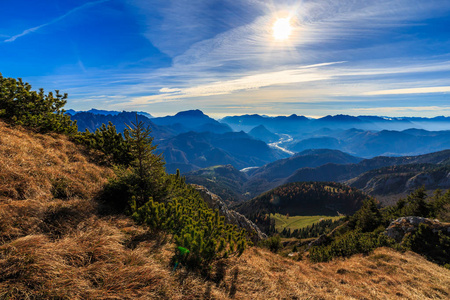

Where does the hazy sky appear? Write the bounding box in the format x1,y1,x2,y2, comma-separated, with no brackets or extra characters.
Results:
2,0,450,118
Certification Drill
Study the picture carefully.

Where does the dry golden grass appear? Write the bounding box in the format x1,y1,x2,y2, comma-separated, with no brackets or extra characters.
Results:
222,247,450,299
1,120,449,299
0,120,112,243
0,120,110,202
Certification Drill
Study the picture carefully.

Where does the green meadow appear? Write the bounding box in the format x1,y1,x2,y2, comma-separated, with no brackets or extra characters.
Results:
270,213,343,232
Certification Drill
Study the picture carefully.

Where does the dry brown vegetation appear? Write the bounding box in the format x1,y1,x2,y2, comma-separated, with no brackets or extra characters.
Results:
0,120,112,243
1,120,449,299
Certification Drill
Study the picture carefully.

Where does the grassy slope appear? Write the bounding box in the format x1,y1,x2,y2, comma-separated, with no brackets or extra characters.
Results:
1,120,449,299
271,213,343,232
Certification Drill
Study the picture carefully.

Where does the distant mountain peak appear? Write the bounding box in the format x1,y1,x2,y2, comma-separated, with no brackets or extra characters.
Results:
66,109,154,118
248,125,279,143
250,124,269,131
319,114,362,122
286,114,308,120
175,109,206,117
297,148,345,156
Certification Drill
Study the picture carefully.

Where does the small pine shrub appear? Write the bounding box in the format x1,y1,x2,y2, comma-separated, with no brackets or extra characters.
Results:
99,118,167,211
349,198,382,232
309,229,394,262
261,235,282,253
131,174,247,271
402,223,450,266
0,73,77,134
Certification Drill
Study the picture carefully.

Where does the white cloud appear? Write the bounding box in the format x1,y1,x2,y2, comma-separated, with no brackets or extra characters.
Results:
3,0,110,43
119,62,342,107
363,86,450,96
350,106,450,114
159,88,182,93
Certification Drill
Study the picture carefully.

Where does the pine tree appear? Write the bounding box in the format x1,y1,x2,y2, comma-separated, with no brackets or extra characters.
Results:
402,186,430,217
94,122,132,165
126,114,167,206
351,198,382,232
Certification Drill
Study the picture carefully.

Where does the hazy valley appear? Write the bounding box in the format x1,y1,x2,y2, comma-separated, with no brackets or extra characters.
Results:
69,109,450,204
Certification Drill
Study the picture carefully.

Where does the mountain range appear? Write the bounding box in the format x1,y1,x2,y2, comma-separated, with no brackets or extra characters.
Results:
221,113,450,133
185,149,450,205
68,109,450,186
157,130,288,173
66,108,154,118
286,128,450,157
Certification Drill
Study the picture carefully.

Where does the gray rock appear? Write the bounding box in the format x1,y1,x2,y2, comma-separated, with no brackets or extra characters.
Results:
384,216,450,243
192,184,267,242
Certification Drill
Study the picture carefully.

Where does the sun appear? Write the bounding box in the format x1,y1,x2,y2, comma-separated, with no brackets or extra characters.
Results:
272,17,292,40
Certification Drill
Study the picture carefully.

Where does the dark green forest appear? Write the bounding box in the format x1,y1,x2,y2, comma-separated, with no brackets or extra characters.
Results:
234,181,369,218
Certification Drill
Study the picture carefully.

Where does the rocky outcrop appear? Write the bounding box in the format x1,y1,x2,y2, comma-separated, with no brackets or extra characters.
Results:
348,165,450,200
384,216,450,243
307,221,349,248
191,184,267,242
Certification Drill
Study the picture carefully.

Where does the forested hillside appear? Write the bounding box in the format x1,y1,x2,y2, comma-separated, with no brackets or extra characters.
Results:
287,150,450,185
185,165,249,203
233,182,369,231
347,163,450,204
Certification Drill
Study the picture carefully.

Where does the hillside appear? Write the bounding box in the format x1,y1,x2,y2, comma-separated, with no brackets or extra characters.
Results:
288,137,342,152
287,150,450,184
245,149,362,196
184,165,249,203
234,182,369,219
287,128,450,157
347,163,450,205
185,149,363,201
1,121,450,299
248,124,279,143
158,131,288,174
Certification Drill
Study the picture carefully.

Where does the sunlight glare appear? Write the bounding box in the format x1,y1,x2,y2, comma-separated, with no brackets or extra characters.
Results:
272,17,292,40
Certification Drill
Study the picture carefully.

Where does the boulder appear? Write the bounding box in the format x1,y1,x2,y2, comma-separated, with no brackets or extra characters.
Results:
384,216,450,243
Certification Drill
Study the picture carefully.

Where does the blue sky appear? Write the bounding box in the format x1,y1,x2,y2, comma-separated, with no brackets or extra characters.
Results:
2,0,450,118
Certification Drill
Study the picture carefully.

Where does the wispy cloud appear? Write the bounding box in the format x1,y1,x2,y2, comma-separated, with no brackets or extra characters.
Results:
363,86,450,96
351,106,450,113
12,0,450,118
120,62,341,107
3,0,110,43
